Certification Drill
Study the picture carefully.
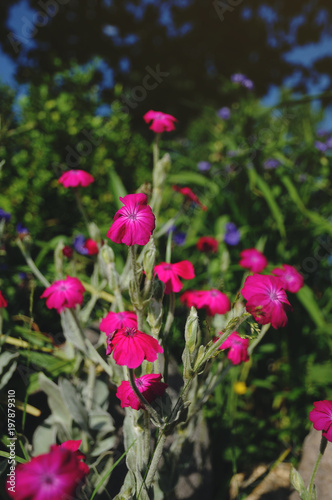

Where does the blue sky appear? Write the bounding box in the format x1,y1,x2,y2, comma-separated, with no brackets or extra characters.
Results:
1,0,332,126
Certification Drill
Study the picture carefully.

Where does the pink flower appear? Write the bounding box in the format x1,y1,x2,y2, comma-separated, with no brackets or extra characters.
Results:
196,236,218,253
143,110,178,133
216,331,249,365
6,442,89,500
241,274,292,329
107,193,155,246
173,185,207,211
40,276,85,313
271,264,304,293
309,400,332,442
181,289,231,316
59,440,90,476
84,238,99,255
0,290,7,308
116,373,168,410
154,260,195,294
100,311,138,335
239,248,268,273
58,169,94,188
106,327,163,369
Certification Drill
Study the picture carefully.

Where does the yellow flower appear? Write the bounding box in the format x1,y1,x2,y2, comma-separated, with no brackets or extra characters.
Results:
233,381,247,395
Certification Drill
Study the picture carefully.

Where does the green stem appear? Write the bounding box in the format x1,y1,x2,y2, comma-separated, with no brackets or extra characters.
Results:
248,324,271,355
16,239,50,288
129,246,144,330
153,133,161,169
73,188,91,236
128,369,163,426
143,411,151,466
196,312,248,371
162,292,175,383
145,431,167,489
308,435,327,495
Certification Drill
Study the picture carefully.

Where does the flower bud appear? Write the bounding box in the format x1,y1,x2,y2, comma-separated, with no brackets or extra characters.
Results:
143,237,156,280
184,307,199,355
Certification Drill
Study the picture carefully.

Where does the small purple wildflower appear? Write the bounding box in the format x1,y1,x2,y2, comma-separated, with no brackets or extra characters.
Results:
217,107,231,120
197,161,211,172
16,223,29,236
263,158,281,170
173,231,186,246
224,222,240,246
315,141,328,153
0,208,11,222
73,234,89,255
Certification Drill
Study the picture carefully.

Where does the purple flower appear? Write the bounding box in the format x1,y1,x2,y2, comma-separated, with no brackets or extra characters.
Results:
224,222,240,246
326,137,332,149
217,107,231,120
317,129,329,138
315,141,328,152
73,235,89,255
263,158,281,170
197,161,211,172
231,73,254,90
16,223,29,235
242,78,254,90
231,73,245,84
173,231,186,246
0,208,11,222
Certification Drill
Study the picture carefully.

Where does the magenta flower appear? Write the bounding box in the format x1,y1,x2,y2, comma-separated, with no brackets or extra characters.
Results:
58,440,90,476
309,400,332,442
84,238,99,255
107,193,155,246
100,311,138,335
216,331,249,365
58,169,95,188
241,274,292,329
181,289,231,316
143,110,178,133
154,260,195,294
271,264,304,293
106,327,163,369
40,276,85,313
6,442,89,500
0,290,7,308
239,248,268,273
116,373,168,410
173,185,207,211
196,236,218,253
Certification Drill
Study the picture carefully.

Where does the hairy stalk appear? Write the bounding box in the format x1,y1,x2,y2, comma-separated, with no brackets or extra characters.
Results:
145,431,167,489
248,323,271,355
308,435,327,496
16,239,50,288
73,188,91,235
129,245,144,330
162,292,175,383
143,411,151,467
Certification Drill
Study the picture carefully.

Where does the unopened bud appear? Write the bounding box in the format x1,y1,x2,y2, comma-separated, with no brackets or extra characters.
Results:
88,221,101,242
100,244,115,264
143,237,156,280
185,307,199,354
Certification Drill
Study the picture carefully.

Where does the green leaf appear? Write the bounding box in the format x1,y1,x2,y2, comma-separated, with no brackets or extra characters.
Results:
109,167,127,209
297,285,331,331
248,167,286,238
0,451,27,464
59,378,89,432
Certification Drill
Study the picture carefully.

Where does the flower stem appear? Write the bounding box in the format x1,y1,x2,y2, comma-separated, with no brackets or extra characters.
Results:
153,133,161,169
248,323,271,355
145,431,166,489
16,239,50,288
308,435,327,495
74,188,91,235
128,369,163,426
129,246,144,330
162,292,175,383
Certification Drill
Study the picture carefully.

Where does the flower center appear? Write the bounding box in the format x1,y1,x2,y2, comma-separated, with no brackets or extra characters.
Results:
42,474,54,485
124,327,137,337
127,213,137,220
269,290,279,301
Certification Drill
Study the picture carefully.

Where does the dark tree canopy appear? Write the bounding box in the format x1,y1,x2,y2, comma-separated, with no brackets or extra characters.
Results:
1,0,332,126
